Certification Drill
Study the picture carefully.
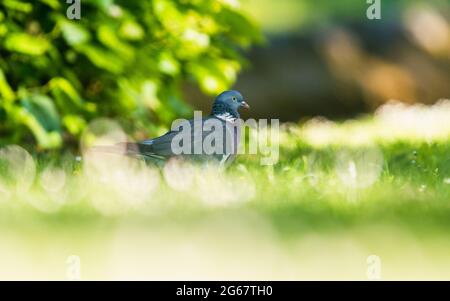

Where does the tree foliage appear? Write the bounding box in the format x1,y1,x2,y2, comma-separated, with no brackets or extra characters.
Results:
0,0,261,149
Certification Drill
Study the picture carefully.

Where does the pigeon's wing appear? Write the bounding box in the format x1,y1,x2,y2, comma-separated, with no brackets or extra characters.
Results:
125,118,205,157
123,117,240,163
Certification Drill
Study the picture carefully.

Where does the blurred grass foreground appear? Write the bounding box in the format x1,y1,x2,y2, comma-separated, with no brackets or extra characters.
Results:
1,100,450,280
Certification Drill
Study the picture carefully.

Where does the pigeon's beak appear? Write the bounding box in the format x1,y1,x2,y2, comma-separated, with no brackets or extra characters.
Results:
241,101,250,109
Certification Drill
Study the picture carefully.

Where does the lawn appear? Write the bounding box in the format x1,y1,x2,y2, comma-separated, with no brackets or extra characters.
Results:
0,101,449,280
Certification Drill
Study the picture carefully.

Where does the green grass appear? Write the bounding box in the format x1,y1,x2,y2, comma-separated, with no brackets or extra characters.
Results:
0,102,449,280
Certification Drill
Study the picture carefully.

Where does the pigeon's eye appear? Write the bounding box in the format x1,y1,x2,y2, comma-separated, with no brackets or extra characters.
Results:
232,96,237,102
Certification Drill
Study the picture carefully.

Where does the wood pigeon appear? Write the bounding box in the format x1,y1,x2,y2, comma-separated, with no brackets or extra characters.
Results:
90,90,249,167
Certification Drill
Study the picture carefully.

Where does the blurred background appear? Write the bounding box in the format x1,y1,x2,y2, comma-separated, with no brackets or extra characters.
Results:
225,0,450,120
1,0,449,150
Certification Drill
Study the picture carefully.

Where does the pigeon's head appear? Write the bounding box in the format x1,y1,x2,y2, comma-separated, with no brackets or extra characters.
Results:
212,90,249,119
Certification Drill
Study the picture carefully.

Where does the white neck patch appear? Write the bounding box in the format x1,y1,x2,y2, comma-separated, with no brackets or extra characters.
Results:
215,112,237,122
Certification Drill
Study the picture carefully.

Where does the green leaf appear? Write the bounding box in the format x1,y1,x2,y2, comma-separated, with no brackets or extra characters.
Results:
38,0,61,9
49,77,85,110
157,53,180,76
188,59,235,94
97,25,134,59
15,94,62,148
2,0,33,13
20,94,61,132
63,115,86,136
59,20,91,46
14,106,62,149
5,33,50,56
77,45,125,73
0,69,15,102
119,20,144,41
